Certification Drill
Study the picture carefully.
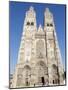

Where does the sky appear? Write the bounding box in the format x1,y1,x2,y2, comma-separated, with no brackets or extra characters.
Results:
9,1,66,74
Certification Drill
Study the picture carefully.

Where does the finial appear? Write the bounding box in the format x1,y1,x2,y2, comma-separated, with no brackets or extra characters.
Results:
45,7,53,18
38,24,43,31
26,6,35,18
46,8,50,12
29,6,34,11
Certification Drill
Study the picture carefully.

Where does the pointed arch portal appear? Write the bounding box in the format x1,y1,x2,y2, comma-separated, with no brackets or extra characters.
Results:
36,61,48,85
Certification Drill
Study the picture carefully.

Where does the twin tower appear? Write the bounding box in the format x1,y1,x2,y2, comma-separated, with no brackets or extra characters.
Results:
11,6,64,88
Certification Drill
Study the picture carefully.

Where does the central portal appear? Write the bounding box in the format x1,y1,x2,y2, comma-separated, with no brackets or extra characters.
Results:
41,77,45,85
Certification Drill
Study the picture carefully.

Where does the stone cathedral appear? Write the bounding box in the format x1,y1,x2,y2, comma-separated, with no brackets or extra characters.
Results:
10,6,64,88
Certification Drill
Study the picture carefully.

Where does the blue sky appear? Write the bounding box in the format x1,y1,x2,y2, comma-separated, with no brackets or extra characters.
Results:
9,1,66,74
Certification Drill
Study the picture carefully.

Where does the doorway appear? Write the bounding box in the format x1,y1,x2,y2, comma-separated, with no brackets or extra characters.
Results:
41,77,45,85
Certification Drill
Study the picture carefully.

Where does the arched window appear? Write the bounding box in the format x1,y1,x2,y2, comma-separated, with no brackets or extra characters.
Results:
47,23,49,26
31,22,34,25
27,22,30,25
50,23,53,26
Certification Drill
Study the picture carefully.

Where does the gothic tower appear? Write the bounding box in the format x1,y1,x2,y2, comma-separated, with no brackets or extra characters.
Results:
44,8,64,85
11,6,37,88
10,7,64,88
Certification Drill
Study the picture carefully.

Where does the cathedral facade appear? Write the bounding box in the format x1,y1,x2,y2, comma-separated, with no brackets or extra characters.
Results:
10,6,64,88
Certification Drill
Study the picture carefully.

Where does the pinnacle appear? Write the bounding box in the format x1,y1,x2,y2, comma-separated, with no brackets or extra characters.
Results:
39,24,42,29
46,8,50,12
29,6,34,11
45,7,52,18
38,24,43,32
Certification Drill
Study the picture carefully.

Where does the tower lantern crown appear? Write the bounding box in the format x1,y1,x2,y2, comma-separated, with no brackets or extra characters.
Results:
45,8,53,19
26,6,36,18
23,6,37,33
29,6,34,11
44,7,54,32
